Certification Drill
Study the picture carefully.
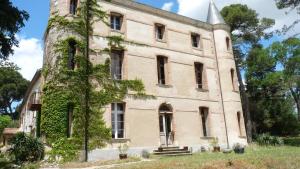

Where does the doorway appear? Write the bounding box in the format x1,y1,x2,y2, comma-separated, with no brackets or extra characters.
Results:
159,103,173,146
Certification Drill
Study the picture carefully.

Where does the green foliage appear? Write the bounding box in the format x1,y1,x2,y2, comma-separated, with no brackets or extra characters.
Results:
282,137,300,147
0,0,29,60
141,150,150,159
255,133,284,146
48,138,81,163
0,115,11,134
9,132,44,163
0,66,29,116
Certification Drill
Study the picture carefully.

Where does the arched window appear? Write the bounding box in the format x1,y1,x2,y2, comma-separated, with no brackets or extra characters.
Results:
226,37,230,51
68,40,76,70
70,0,78,15
237,112,242,136
230,68,235,91
200,107,209,137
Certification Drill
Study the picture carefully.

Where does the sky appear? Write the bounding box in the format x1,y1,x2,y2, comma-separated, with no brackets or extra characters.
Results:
9,0,299,80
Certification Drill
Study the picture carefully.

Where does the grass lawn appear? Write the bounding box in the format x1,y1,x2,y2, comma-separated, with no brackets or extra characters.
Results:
112,145,300,169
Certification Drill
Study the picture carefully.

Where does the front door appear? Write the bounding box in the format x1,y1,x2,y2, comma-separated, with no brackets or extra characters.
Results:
159,113,173,146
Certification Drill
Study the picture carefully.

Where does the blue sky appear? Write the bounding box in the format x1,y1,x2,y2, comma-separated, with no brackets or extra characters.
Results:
8,0,298,81
11,0,178,40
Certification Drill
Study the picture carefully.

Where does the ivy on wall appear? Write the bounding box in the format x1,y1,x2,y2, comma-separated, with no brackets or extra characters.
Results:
41,0,153,162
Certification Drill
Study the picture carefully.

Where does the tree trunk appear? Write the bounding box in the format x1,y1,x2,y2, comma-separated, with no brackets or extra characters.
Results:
236,64,252,143
290,88,300,121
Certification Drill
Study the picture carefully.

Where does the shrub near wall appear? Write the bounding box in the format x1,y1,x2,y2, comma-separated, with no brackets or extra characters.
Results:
282,137,300,147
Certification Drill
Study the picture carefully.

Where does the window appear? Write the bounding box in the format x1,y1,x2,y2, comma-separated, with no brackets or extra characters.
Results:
226,37,230,51
237,112,242,136
69,0,78,15
200,107,209,137
191,33,200,48
155,24,165,40
230,68,235,90
157,56,168,85
67,104,74,138
111,50,123,80
110,13,123,31
195,62,204,89
111,103,125,139
68,40,76,70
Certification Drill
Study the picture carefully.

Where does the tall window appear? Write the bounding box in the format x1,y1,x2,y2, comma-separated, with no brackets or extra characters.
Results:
110,13,123,31
111,50,123,80
69,0,78,15
111,103,125,139
237,112,242,136
67,104,74,138
68,40,76,70
195,62,204,89
230,68,235,90
157,56,167,85
200,107,209,137
226,37,230,51
155,24,165,40
191,33,200,48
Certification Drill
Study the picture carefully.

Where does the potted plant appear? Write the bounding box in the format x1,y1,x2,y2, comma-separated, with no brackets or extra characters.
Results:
118,144,129,159
210,137,220,152
233,143,245,154
183,146,188,150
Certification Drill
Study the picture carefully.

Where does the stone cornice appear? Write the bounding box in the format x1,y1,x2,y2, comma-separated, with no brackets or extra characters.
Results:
101,0,215,31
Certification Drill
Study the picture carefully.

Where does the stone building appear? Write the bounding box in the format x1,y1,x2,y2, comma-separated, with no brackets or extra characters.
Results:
20,0,247,160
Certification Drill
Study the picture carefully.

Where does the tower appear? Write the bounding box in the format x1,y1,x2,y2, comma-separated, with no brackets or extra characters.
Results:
207,0,248,147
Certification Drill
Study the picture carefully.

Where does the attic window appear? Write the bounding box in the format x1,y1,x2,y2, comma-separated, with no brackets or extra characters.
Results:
110,13,123,31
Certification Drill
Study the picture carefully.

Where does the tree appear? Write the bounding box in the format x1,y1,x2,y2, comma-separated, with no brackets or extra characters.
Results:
269,38,300,120
221,4,275,142
0,66,29,116
275,0,300,36
0,115,11,135
246,46,300,135
0,0,29,60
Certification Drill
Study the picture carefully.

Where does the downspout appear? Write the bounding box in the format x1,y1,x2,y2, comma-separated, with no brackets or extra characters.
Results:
212,28,230,149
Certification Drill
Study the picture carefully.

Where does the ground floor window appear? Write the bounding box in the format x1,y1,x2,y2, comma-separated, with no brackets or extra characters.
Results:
200,107,209,137
111,103,125,139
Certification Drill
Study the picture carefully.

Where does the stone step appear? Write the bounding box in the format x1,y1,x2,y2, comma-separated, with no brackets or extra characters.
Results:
153,150,191,155
158,152,193,156
153,148,188,152
159,146,180,150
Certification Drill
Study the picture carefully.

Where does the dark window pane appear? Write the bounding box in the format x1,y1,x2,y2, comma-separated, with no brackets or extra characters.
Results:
117,103,124,111
157,56,166,85
159,115,164,132
195,63,203,89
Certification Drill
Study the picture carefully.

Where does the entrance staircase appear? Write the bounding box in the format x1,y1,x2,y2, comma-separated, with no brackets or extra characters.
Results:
153,146,192,156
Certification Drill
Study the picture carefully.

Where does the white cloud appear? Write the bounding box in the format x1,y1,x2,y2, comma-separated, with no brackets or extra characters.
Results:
177,0,299,36
9,37,43,80
162,2,174,11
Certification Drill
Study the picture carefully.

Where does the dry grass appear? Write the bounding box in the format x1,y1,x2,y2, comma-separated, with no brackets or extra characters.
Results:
111,146,300,169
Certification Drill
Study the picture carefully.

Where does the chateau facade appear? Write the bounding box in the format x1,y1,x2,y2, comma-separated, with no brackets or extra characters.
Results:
20,0,247,160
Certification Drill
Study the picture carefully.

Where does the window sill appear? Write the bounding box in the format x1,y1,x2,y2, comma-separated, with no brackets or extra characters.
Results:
239,136,247,139
157,84,173,88
200,136,215,140
196,88,209,92
192,47,203,51
110,138,131,143
232,90,240,93
110,29,125,34
155,39,167,43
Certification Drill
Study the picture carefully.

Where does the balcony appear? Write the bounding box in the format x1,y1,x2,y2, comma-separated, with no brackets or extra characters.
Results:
28,92,42,111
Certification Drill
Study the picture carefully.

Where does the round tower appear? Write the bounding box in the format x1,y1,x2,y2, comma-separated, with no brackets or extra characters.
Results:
207,0,248,147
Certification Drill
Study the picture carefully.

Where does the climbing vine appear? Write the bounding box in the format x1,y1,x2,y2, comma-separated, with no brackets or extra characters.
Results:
41,0,151,162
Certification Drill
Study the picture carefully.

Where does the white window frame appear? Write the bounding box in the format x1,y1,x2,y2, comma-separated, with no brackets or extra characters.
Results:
111,103,125,139
111,50,123,80
111,14,122,31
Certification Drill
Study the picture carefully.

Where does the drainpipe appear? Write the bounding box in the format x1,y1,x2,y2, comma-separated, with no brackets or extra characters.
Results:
212,29,230,149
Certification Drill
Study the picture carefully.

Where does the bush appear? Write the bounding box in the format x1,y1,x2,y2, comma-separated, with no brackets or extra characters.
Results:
9,132,44,163
255,133,284,146
0,115,12,134
282,137,300,147
141,150,150,159
48,138,81,163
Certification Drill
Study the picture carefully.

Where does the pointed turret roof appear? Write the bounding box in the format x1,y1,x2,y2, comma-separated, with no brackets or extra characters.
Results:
207,0,225,25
